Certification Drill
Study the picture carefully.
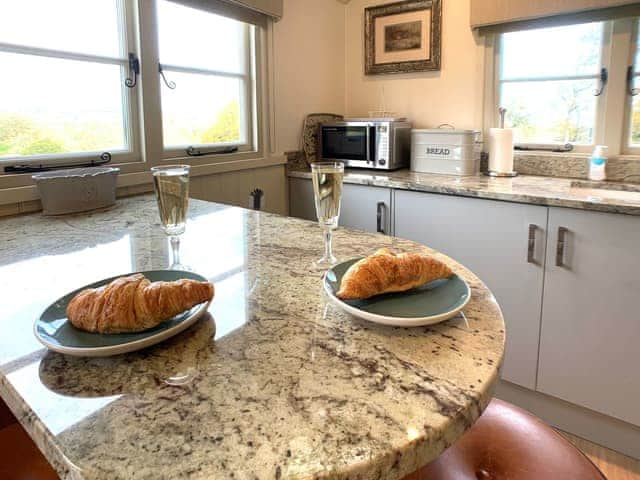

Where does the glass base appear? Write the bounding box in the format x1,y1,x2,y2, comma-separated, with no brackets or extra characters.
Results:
312,254,339,269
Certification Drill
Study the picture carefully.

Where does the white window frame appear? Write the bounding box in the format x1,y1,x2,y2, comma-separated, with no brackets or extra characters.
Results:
157,24,257,159
0,0,141,169
0,0,272,193
137,0,266,170
486,18,640,158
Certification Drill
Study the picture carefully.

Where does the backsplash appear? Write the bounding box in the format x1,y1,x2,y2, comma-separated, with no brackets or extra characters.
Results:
491,153,640,184
287,149,640,184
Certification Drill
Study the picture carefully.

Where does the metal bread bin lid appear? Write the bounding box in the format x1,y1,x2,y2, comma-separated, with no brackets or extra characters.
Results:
412,128,480,146
32,166,120,181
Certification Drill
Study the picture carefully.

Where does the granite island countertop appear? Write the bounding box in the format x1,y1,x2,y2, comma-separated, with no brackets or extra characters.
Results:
0,196,504,480
288,167,640,216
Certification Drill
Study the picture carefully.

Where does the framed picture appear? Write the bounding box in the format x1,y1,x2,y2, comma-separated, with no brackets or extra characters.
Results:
365,0,442,75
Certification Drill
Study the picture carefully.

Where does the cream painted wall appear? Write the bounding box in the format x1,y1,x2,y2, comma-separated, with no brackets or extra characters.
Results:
344,0,485,130
273,0,346,152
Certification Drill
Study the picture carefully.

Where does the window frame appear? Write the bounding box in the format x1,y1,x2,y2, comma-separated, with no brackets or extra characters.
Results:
487,17,640,158
137,0,266,171
0,0,273,194
0,0,142,168
157,19,258,159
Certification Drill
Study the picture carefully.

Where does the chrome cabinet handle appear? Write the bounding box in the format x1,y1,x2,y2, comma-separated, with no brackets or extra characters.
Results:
527,224,537,264
556,227,569,267
376,201,386,234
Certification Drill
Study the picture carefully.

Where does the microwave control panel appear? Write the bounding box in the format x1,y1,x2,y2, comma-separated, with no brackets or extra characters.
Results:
375,124,390,166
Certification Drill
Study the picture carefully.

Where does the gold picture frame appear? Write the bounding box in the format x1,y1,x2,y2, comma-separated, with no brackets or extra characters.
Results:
365,0,442,75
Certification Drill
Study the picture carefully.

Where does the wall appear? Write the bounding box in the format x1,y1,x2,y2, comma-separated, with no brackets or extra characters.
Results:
344,0,485,130
273,0,346,152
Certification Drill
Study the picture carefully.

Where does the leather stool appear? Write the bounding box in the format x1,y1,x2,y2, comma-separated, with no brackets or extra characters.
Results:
0,399,59,480
404,398,606,480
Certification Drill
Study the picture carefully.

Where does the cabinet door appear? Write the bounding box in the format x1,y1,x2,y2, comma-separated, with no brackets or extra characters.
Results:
289,177,316,221
340,183,392,234
538,207,640,426
289,178,392,234
394,190,548,389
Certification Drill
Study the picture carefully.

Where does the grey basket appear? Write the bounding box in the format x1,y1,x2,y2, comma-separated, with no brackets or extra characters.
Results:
32,167,120,215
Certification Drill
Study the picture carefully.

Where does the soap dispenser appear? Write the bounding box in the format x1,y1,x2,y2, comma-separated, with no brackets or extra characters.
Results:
589,145,607,181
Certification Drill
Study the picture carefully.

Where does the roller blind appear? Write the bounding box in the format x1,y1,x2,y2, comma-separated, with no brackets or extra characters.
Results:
471,0,640,32
168,0,283,27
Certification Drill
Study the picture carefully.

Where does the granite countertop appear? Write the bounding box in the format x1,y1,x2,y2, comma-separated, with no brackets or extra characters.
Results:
288,167,640,216
0,196,504,480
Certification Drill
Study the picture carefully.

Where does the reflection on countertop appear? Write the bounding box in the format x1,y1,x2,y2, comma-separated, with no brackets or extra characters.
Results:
0,195,504,480
288,167,640,215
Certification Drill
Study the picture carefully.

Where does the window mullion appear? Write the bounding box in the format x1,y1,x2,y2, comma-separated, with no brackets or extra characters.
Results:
138,0,164,167
0,41,126,65
159,63,246,79
603,18,634,155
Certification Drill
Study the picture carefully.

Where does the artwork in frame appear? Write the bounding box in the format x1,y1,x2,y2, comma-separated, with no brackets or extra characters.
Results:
365,0,442,75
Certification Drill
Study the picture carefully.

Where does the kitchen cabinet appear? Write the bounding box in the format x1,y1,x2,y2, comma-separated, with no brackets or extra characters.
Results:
289,178,392,234
537,207,640,426
394,190,548,389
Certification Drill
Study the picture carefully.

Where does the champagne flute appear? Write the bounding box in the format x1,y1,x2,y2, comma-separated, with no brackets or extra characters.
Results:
311,162,344,267
151,165,190,270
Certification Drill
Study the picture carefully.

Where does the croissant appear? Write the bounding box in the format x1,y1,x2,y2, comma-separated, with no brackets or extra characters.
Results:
336,248,453,300
66,274,214,334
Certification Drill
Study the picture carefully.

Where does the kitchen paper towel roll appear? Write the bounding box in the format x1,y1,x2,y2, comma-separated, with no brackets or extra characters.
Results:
489,128,514,174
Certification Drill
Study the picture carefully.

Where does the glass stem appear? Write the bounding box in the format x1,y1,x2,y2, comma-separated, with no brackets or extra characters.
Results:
170,235,181,266
324,229,333,260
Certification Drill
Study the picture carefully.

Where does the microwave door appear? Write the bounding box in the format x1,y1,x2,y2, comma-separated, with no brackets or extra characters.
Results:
321,126,370,161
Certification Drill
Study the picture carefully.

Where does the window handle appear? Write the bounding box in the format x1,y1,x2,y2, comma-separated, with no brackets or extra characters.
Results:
627,66,639,97
159,64,176,90
125,53,140,88
593,68,608,96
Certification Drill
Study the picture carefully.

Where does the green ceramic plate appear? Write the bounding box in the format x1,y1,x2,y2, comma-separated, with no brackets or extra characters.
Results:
323,258,470,327
34,270,212,357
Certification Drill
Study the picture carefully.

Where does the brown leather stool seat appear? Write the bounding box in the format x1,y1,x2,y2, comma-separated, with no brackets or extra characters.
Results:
0,401,59,480
405,398,606,480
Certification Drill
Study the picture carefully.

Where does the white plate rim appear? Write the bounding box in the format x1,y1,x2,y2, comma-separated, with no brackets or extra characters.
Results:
323,268,471,327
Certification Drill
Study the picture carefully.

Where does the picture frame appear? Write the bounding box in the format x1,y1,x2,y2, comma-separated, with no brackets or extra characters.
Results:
364,0,442,75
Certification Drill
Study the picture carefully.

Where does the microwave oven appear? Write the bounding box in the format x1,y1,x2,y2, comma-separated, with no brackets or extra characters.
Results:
318,118,411,170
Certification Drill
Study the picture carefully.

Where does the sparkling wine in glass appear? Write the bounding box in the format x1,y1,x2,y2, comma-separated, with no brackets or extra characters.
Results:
151,165,190,269
311,162,344,267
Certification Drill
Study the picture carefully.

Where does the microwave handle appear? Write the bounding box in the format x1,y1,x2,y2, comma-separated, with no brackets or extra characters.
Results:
366,126,371,162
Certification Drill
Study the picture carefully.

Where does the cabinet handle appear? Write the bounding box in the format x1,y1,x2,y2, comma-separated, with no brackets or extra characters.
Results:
376,201,386,234
527,224,537,264
556,226,569,267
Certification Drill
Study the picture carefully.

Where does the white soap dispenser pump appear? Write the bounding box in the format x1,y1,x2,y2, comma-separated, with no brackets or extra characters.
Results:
589,145,607,181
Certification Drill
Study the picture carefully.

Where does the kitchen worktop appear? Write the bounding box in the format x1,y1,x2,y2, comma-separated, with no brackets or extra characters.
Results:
288,167,640,216
0,196,504,480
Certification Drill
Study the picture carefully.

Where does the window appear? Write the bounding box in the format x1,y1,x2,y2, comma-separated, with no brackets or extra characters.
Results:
0,0,266,176
157,1,255,154
493,18,640,155
0,0,136,161
627,21,640,147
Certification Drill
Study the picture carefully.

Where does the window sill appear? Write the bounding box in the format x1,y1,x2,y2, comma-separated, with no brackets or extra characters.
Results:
0,154,286,208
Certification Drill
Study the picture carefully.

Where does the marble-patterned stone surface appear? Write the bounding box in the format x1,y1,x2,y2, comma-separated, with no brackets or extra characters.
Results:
511,153,640,183
288,168,640,216
0,196,504,480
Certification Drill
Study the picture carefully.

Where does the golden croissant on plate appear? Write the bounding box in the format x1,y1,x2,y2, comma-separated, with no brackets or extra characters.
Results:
66,274,214,334
336,248,453,300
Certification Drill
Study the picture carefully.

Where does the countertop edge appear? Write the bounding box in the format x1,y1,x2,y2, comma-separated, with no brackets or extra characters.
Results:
287,169,640,216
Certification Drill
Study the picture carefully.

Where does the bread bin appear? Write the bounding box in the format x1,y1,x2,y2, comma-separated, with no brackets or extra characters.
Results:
32,167,120,215
411,129,480,176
